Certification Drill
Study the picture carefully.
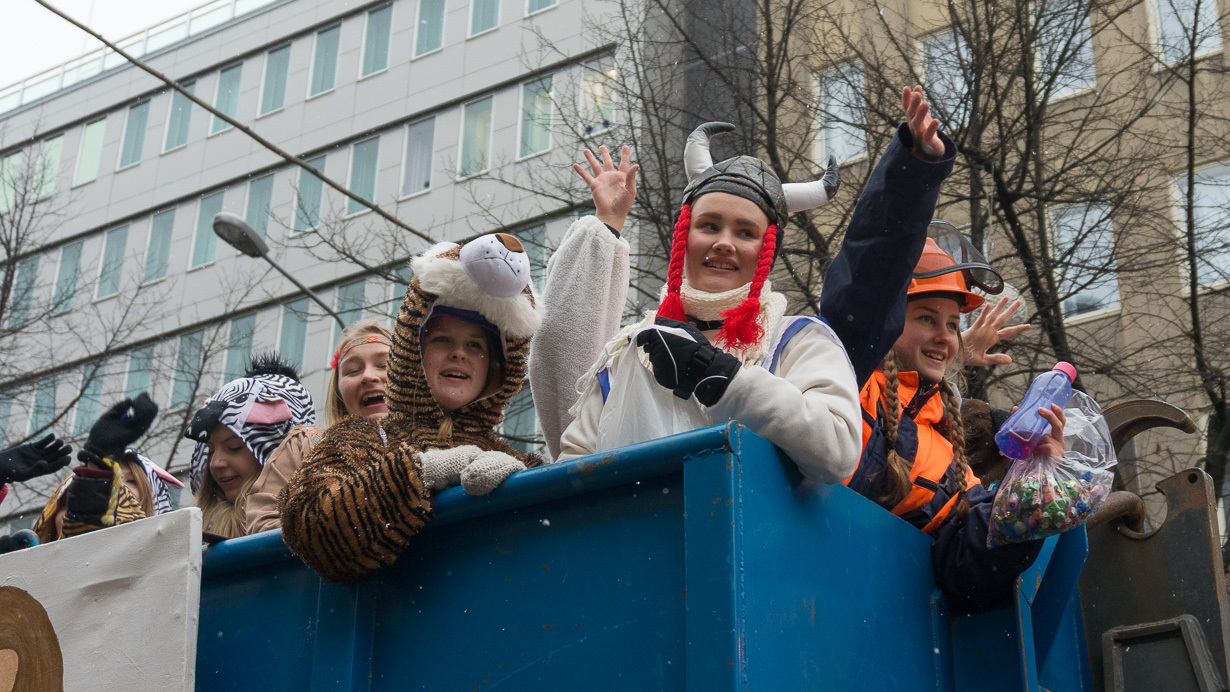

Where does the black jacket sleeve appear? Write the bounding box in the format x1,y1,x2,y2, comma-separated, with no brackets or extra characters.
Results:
930,484,1043,612
820,124,958,387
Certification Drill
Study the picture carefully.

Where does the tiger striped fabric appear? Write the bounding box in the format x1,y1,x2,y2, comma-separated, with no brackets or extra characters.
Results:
32,461,147,543
281,236,543,583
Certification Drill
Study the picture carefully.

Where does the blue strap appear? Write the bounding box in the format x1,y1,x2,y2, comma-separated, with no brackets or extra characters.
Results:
766,316,830,374
598,368,611,403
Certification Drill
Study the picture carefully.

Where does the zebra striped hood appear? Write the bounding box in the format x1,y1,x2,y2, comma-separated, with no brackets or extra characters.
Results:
185,369,316,494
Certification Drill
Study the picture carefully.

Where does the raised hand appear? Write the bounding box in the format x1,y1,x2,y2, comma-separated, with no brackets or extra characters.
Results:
84,392,159,459
0,434,72,484
963,297,1031,367
573,144,639,232
902,86,944,161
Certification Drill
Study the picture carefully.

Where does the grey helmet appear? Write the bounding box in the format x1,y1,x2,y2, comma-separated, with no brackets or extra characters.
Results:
681,122,839,228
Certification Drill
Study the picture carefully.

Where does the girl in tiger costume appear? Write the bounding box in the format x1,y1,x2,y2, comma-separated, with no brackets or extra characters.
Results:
280,233,543,583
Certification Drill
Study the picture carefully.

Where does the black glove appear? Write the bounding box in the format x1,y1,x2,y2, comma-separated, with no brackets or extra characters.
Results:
634,318,741,406
85,393,159,459
64,466,114,526
0,434,72,484
823,155,841,198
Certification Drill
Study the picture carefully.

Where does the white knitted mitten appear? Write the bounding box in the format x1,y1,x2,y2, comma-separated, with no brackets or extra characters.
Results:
460,451,527,496
419,445,483,492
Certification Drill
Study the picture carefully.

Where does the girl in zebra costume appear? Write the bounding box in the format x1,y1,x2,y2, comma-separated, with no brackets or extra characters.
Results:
185,354,316,539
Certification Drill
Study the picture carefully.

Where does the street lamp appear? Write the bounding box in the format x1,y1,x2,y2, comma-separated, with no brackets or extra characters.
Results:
212,213,346,330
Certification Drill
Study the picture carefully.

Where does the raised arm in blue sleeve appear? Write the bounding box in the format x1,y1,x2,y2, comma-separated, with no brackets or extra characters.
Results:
820,124,957,387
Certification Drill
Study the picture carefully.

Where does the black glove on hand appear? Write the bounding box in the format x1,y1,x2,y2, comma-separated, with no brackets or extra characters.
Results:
85,392,159,459
634,318,741,406
64,466,115,525
823,155,841,198
0,434,72,484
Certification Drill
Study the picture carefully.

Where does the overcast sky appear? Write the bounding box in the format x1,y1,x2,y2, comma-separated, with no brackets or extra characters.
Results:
1,0,202,88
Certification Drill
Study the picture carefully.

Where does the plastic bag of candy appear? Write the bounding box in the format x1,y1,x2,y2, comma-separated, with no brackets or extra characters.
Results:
988,391,1117,546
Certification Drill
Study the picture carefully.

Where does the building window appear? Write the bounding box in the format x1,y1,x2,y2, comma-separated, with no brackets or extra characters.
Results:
1155,0,1222,63
224,314,257,382
164,81,195,151
1179,163,1230,287
459,96,493,178
527,0,556,14
521,223,547,290
29,377,57,435
401,117,434,196
145,208,175,283
503,386,538,453
74,118,107,186
245,174,274,239
260,45,291,115
0,152,20,214
126,345,155,399
415,0,446,56
815,61,866,164
519,76,553,158
279,298,310,370
118,100,150,168
921,28,970,129
581,67,617,135
310,25,341,97
1035,0,1097,99
74,361,106,436
8,256,39,327
192,191,225,267
294,155,326,232
348,137,380,215
97,225,128,299
171,329,204,409
212,63,243,134
53,240,82,314
1051,203,1120,318
335,279,366,341
0,399,9,446
363,4,393,76
470,0,500,35
36,135,63,199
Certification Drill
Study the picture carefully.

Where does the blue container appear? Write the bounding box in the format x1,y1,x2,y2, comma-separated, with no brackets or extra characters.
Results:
196,423,1093,691
996,362,1077,460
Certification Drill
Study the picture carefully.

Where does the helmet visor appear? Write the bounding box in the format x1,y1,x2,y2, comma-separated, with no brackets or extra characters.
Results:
914,220,1004,295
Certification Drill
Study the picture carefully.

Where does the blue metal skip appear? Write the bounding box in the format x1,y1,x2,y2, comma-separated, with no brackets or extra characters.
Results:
197,423,1092,691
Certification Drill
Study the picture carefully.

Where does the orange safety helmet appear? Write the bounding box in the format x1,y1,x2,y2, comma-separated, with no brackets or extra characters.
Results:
907,221,1004,313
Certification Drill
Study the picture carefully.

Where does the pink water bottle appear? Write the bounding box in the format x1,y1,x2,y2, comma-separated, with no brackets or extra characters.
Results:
995,362,1077,460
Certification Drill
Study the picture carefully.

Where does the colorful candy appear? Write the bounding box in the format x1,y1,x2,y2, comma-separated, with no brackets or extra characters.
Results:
988,457,1111,546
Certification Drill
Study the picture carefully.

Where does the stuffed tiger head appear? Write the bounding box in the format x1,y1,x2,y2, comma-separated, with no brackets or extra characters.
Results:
386,233,542,446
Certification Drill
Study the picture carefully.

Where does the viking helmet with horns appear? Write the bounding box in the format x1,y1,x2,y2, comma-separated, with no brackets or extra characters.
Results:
681,122,839,228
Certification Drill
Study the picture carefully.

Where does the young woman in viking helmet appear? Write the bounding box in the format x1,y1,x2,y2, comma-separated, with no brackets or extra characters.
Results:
531,87,958,486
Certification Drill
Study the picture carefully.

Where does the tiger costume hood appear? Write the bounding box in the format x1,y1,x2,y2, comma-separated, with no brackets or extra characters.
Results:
281,233,543,582
384,232,542,454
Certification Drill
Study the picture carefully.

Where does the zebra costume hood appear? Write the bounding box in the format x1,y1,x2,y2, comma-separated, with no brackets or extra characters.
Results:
184,355,315,494
127,450,183,515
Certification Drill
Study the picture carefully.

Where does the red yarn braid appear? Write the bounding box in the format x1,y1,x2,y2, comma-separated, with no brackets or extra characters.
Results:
655,203,691,322
717,224,777,351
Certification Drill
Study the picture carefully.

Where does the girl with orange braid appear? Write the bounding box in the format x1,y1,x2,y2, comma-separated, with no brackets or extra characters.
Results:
531,87,957,486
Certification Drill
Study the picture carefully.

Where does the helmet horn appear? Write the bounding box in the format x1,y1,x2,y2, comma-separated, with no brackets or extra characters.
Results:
783,155,841,214
684,122,736,181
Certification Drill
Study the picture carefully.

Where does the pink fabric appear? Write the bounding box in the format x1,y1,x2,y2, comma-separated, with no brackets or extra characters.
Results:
245,399,293,425
0,483,7,506
150,464,184,488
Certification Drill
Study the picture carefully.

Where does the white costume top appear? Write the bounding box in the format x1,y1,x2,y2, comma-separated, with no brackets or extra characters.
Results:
530,216,862,484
